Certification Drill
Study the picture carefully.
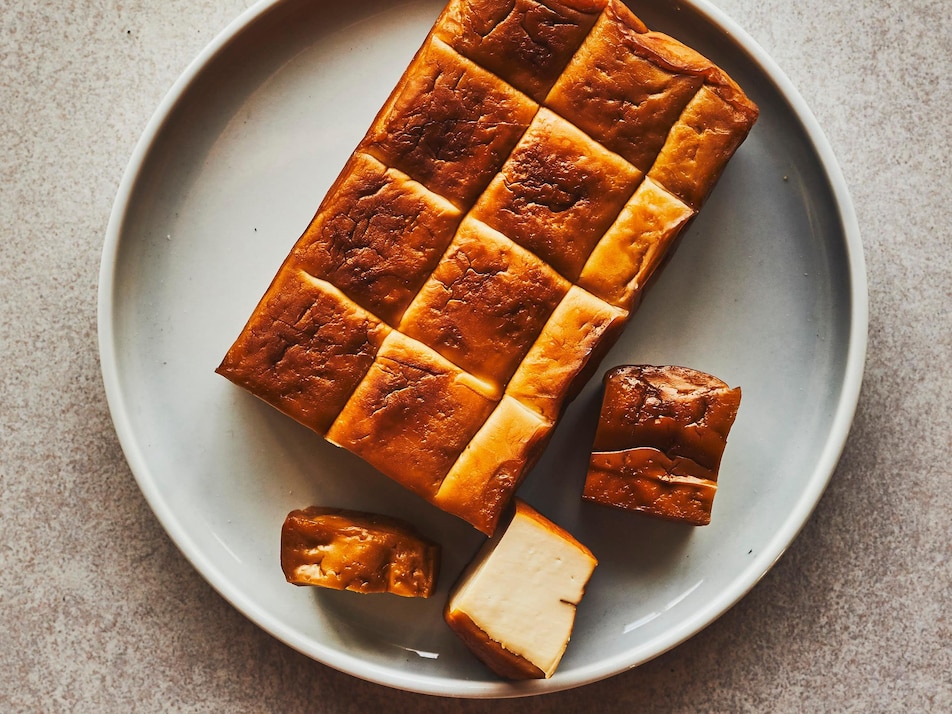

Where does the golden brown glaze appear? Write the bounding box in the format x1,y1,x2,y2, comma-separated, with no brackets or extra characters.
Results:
216,270,390,435
326,331,497,499
399,218,570,388
435,397,553,535
648,84,760,209
289,153,461,326
470,109,642,280
281,507,439,597
434,0,606,103
506,286,628,421
545,4,704,172
218,0,758,537
361,38,538,209
585,448,718,526
578,177,695,311
584,365,741,525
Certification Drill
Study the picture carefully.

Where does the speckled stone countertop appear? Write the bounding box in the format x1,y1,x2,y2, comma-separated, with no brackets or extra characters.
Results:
2,0,950,711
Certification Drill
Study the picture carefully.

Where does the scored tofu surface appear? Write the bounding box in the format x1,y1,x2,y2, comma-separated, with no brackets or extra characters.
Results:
281,507,440,598
218,0,758,534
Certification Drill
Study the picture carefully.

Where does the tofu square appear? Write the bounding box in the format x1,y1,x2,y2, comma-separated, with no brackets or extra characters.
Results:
326,331,498,499
280,507,440,598
435,397,553,535
648,83,759,208
216,270,390,435
289,153,462,326
545,0,705,172
506,286,628,421
399,217,570,388
585,449,719,526
445,499,597,679
434,0,605,103
470,108,642,281
578,177,694,310
361,38,539,209
583,365,741,525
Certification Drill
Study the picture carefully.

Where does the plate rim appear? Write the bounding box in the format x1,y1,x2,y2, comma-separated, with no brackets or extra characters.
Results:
97,0,868,698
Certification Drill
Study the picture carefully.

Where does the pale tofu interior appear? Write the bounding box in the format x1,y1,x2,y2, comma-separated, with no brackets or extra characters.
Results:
448,503,597,677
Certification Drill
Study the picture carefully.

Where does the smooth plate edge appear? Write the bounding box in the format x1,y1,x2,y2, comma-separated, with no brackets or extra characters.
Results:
97,0,868,699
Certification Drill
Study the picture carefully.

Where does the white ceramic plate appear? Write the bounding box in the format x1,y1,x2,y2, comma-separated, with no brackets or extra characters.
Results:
99,0,867,698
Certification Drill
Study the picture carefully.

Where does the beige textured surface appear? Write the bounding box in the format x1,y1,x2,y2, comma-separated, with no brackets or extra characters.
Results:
1,0,950,711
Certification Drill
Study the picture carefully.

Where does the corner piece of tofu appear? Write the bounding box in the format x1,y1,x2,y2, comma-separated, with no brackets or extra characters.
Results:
281,507,440,598
444,499,597,679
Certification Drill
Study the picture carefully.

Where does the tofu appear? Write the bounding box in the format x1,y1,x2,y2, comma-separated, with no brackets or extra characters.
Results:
469,107,642,280
281,507,439,598
444,500,597,678
360,37,538,209
583,365,742,525
433,0,605,103
326,331,498,499
399,217,570,389
218,0,758,534
216,270,390,435
435,396,553,535
545,1,704,171
506,286,628,421
578,177,695,310
289,152,462,326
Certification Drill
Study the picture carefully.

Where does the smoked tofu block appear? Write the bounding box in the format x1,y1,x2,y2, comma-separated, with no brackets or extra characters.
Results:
218,0,758,534
583,365,742,525
281,507,439,598
444,499,597,679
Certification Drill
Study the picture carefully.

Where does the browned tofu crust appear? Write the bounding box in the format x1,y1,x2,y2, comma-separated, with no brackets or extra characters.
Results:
361,38,538,209
289,153,462,326
216,270,390,434
281,507,439,597
326,332,497,499
219,0,758,534
470,108,642,280
584,365,741,525
399,218,570,388
434,0,605,103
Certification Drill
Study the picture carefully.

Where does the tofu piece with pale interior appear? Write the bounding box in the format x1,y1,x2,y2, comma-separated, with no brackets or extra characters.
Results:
445,499,597,679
